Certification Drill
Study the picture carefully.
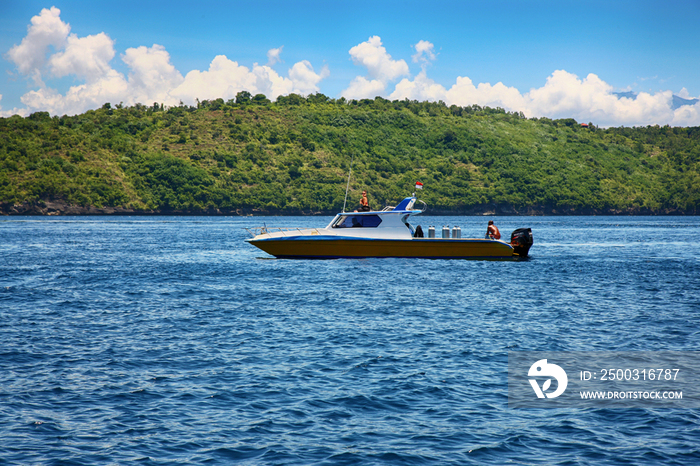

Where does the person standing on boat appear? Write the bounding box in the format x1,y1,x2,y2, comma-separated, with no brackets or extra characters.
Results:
357,190,371,212
486,220,501,240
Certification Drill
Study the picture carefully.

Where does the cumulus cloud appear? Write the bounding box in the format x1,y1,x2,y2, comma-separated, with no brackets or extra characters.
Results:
170,55,253,103
49,32,115,81
20,70,129,116
170,56,329,104
6,6,70,85
3,9,700,126
2,8,329,116
250,64,292,97
122,44,184,105
171,57,275,102
412,40,436,64
341,36,409,99
447,77,527,110
343,77,386,101
671,101,700,126
523,71,674,126
677,87,698,100
339,36,700,126
349,36,409,81
0,94,28,118
385,42,700,127
288,60,330,95
266,46,283,66
389,65,528,112
390,70,446,102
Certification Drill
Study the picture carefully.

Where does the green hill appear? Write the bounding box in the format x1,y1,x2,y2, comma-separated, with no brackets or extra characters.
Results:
1,93,699,215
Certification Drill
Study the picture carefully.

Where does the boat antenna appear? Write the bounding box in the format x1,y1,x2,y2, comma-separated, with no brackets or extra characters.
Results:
342,152,355,213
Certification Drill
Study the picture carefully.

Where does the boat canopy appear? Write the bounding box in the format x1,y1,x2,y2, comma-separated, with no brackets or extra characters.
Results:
393,196,416,211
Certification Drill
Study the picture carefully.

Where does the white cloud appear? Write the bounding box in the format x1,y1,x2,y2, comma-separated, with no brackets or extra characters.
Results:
4,9,700,126
266,46,283,66
341,36,409,99
343,76,386,100
523,71,677,126
20,70,129,116
386,64,700,127
446,76,527,110
48,32,115,81
170,56,328,104
342,37,700,126
389,70,527,111
677,87,698,100
0,94,29,118
348,36,408,81
390,70,446,102
171,55,260,103
412,40,436,64
671,101,700,126
122,45,184,105
288,60,329,95
251,63,294,98
4,8,329,116
7,6,70,84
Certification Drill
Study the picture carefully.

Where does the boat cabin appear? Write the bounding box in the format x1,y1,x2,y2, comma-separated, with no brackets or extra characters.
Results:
324,196,423,239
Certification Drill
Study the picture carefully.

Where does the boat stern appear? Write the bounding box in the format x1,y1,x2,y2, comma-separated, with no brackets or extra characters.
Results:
510,228,533,256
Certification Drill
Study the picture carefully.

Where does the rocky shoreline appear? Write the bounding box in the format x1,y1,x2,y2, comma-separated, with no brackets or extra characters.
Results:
2,199,695,216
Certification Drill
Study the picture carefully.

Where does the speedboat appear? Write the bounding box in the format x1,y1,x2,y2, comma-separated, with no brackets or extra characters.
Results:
245,189,533,259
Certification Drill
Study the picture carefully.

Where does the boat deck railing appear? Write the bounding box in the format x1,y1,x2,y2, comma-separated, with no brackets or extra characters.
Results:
245,226,322,238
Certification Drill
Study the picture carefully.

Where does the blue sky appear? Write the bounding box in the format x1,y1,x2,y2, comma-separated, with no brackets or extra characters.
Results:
1,0,699,126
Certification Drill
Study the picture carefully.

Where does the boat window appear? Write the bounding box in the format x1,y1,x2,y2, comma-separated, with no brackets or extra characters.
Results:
333,215,383,228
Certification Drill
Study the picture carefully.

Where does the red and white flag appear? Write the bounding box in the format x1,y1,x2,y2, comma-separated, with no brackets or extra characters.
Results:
415,181,424,190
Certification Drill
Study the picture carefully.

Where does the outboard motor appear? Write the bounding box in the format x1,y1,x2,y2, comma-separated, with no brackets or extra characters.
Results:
510,228,533,257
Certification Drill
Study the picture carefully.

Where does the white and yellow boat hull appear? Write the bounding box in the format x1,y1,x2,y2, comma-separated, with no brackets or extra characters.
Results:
246,235,520,259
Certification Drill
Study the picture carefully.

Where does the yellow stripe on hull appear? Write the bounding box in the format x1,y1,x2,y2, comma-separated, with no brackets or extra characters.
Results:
248,237,516,259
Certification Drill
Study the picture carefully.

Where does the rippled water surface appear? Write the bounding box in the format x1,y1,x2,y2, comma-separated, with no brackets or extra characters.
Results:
1,215,699,465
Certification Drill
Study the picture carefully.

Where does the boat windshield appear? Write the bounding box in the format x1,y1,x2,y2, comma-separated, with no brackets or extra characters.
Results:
332,214,383,228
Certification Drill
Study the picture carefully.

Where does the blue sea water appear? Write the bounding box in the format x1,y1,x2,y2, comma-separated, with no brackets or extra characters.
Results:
1,215,699,465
